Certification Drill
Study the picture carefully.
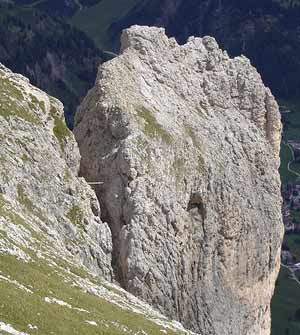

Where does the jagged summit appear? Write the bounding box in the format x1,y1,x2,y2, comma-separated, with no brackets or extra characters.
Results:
75,26,283,334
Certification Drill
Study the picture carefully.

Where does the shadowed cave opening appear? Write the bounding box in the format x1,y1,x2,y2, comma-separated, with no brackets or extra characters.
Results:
188,192,206,224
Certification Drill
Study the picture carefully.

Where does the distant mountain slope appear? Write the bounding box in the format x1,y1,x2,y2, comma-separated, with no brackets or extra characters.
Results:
6,0,102,16
71,0,141,50
0,0,141,126
0,3,104,127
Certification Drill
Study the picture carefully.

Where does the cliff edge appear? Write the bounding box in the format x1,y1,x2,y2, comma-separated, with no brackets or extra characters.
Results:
75,26,283,334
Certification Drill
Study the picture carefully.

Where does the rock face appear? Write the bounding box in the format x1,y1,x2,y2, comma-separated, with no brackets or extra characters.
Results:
0,62,197,335
0,63,112,279
75,26,283,334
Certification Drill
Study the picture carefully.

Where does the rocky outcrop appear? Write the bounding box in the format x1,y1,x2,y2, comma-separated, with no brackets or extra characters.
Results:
0,63,112,278
107,0,300,100
75,26,283,334
0,63,197,335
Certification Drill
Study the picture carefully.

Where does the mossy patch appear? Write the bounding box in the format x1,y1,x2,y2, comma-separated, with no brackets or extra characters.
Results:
0,77,40,124
135,106,173,145
64,167,72,183
21,153,30,162
66,205,84,228
17,184,34,212
0,154,6,164
16,184,47,223
50,106,71,152
29,93,46,112
0,193,7,210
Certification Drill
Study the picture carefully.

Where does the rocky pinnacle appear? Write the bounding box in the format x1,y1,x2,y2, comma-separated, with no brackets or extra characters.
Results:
75,26,283,334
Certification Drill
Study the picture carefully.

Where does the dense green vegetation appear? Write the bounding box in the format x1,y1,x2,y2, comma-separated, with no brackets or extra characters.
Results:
272,267,300,335
285,234,300,260
280,143,297,184
281,100,300,141
0,3,103,127
279,100,300,183
14,0,102,16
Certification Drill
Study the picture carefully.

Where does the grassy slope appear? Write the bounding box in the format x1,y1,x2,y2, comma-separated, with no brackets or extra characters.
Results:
0,253,182,335
271,267,300,335
279,100,300,184
273,98,300,335
280,100,300,141
280,143,297,184
71,0,141,50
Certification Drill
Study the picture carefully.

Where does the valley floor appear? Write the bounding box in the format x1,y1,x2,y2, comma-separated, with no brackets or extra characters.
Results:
272,100,300,335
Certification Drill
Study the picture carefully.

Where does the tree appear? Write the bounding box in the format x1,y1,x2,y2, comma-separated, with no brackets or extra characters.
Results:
294,308,300,321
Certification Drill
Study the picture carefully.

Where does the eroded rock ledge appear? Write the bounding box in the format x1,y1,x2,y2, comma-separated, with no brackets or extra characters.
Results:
75,26,283,334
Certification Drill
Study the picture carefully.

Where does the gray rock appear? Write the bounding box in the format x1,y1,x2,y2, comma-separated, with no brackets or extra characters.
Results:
75,26,283,334
0,64,113,279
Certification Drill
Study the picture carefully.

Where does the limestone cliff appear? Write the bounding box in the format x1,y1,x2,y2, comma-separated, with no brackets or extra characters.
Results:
0,63,112,279
0,63,195,335
75,26,284,334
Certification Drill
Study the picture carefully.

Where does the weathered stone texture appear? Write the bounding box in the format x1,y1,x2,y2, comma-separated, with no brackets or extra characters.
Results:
0,63,113,279
75,26,283,334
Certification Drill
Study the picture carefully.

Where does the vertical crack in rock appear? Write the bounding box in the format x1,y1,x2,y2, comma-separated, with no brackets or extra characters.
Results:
75,26,284,335
76,103,132,286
